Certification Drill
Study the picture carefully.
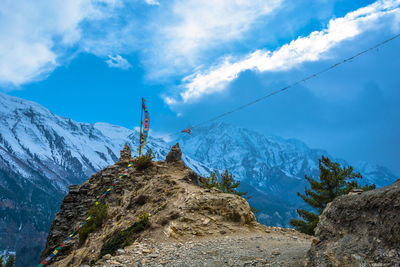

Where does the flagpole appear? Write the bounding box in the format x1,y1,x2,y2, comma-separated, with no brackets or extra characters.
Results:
139,97,144,157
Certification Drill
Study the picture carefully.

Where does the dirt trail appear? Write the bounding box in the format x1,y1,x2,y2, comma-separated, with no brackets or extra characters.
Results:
95,228,312,266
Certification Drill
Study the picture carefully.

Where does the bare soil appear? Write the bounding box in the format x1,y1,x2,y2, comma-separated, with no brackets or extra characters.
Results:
95,227,312,267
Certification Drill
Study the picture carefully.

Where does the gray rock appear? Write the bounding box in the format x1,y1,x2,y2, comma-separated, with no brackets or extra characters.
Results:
116,248,125,255
271,249,281,256
102,254,112,260
69,185,80,194
307,179,400,266
348,188,364,195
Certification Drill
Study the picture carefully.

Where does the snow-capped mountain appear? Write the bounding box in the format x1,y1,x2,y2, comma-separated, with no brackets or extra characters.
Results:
352,160,396,187
0,93,397,266
0,92,207,192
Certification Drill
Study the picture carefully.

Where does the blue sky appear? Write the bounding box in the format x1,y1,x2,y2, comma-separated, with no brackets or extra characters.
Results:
1,0,399,174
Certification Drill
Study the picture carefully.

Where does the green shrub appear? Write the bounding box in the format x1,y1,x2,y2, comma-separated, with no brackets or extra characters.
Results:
79,203,108,243
203,171,219,189
100,213,150,257
134,149,155,170
203,170,248,197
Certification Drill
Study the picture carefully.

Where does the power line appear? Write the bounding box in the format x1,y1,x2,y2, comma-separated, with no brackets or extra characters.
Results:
169,33,400,136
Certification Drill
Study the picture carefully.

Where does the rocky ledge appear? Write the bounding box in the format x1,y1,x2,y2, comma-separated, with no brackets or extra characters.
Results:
306,179,400,267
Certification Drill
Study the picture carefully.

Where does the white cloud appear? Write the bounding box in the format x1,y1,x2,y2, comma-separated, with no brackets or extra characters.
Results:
0,0,283,87
163,96,178,106
0,41,58,86
144,0,160,6
145,0,283,78
105,55,132,70
172,0,400,103
0,0,122,87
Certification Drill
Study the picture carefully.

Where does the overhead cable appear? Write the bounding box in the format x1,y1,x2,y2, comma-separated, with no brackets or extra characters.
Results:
167,32,400,136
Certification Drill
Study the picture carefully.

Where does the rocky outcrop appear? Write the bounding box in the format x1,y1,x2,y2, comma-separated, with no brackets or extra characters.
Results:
41,145,263,266
40,164,127,262
306,179,400,267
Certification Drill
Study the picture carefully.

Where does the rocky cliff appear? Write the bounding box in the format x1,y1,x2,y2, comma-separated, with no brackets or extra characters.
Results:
306,179,400,267
40,144,268,266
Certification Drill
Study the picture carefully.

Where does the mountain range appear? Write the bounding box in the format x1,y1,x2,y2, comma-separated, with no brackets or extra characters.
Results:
0,92,397,266
174,121,396,200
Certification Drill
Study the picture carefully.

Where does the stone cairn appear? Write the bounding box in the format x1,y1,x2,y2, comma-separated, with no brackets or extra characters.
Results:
166,143,182,163
117,144,133,165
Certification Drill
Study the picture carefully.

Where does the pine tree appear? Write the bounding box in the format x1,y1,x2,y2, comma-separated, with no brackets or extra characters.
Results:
204,170,247,197
204,171,219,189
219,170,247,197
290,156,375,235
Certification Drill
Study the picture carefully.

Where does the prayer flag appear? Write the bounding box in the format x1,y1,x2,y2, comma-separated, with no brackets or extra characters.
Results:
181,128,192,134
139,98,150,155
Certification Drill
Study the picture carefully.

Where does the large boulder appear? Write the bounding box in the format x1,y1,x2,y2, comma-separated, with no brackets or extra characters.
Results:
306,179,400,267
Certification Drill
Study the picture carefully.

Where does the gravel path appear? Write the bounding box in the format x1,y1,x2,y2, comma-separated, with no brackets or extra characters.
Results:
95,229,312,267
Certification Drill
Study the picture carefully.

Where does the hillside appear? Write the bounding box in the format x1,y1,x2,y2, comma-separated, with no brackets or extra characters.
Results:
41,144,313,266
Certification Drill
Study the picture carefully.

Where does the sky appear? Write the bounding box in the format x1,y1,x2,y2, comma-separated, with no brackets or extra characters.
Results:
0,0,399,174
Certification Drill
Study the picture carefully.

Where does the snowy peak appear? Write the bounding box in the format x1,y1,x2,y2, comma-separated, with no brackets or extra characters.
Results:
0,92,53,117
353,160,396,187
1,93,127,191
0,93,209,194
176,122,324,177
